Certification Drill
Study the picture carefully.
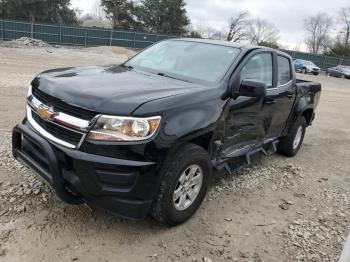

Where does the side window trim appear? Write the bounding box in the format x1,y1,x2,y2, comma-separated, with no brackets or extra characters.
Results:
268,80,292,90
277,55,292,87
278,79,293,87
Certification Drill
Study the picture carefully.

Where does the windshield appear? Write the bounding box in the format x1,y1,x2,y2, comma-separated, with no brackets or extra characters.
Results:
125,40,240,83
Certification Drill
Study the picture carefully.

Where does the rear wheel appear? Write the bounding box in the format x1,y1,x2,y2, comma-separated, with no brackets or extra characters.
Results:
278,117,306,157
150,143,211,226
302,68,307,74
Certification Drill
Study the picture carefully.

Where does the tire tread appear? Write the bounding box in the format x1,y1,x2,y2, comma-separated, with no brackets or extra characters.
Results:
149,143,210,225
278,117,306,157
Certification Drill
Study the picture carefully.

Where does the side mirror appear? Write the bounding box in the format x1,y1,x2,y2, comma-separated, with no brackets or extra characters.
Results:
238,79,267,98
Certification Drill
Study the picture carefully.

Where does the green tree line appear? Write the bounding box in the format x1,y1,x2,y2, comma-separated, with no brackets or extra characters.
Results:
0,0,349,57
0,0,190,34
0,0,78,24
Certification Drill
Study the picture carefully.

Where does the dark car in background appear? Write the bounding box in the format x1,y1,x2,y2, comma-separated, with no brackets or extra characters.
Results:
326,66,350,79
294,59,321,75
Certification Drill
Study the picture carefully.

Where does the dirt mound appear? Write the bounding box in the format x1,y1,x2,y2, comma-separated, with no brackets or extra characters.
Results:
14,37,51,47
0,37,51,48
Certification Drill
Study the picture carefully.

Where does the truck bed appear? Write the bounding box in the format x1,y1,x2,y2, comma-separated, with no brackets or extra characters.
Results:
296,79,322,93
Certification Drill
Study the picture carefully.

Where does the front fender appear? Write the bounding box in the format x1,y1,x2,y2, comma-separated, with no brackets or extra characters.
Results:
134,87,228,147
151,97,227,150
163,101,222,138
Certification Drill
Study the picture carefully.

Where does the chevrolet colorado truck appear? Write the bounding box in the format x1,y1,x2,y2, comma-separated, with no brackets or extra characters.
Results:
12,39,321,225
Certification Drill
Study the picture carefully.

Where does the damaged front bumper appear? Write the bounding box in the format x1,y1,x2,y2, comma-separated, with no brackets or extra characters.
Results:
12,120,159,220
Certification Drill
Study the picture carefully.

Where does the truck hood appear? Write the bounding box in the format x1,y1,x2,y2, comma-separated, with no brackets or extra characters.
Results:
32,65,204,116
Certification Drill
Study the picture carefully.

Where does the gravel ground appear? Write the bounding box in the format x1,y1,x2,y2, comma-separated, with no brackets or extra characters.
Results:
0,42,350,262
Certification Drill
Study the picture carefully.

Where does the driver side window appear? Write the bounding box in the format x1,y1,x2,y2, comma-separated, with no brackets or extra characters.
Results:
240,53,273,88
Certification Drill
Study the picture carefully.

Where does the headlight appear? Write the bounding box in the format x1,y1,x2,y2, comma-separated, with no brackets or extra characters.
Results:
86,115,161,141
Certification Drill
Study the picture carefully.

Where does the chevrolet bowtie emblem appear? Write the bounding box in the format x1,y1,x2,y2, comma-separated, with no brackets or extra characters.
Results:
36,105,57,120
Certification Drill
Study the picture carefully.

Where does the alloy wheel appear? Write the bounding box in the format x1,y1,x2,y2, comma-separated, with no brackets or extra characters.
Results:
173,164,203,211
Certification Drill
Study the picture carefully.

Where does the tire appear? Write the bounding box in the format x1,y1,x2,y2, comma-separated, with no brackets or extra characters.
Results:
302,68,307,74
150,143,211,226
313,72,319,76
277,117,307,157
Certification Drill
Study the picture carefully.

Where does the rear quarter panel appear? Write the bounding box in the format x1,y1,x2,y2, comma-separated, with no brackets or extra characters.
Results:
283,80,321,135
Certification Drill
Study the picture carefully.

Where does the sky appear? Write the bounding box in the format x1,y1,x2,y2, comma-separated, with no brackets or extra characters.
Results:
71,0,349,50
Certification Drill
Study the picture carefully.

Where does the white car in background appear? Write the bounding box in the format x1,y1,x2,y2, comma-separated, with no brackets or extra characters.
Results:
294,59,321,75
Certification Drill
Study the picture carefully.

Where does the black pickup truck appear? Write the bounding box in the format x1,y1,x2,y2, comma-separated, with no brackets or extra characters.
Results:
12,39,321,225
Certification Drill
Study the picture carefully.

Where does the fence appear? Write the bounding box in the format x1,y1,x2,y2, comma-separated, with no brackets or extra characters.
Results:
0,19,177,49
281,49,350,70
1,19,350,70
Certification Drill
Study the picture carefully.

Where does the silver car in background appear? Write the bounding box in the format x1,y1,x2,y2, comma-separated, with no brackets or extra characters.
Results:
294,59,321,75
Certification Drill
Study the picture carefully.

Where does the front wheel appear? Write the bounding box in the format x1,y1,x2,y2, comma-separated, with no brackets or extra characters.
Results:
302,68,307,74
150,143,211,226
277,117,306,157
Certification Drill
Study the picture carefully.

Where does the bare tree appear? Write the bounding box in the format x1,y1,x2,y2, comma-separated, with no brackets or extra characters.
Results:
246,18,279,45
187,22,209,37
304,12,333,54
340,7,350,45
211,30,226,40
292,42,303,52
91,0,106,20
226,11,250,42
188,22,221,39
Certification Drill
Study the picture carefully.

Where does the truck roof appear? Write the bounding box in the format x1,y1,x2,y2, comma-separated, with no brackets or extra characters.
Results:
174,38,265,51
173,38,292,58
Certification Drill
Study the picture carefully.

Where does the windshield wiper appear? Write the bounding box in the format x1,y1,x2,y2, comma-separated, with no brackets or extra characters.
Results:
157,72,192,83
122,64,134,69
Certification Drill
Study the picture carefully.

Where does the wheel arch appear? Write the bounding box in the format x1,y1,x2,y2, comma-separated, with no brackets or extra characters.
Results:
302,108,314,126
283,97,314,136
171,130,217,159
188,131,214,152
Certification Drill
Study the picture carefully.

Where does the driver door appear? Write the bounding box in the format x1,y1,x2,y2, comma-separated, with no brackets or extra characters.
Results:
223,51,275,154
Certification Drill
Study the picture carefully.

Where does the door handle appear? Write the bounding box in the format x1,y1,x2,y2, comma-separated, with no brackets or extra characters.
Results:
287,93,295,98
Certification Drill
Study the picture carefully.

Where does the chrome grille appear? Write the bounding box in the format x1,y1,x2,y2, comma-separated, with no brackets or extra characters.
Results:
27,85,90,149
31,111,84,147
32,86,97,120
